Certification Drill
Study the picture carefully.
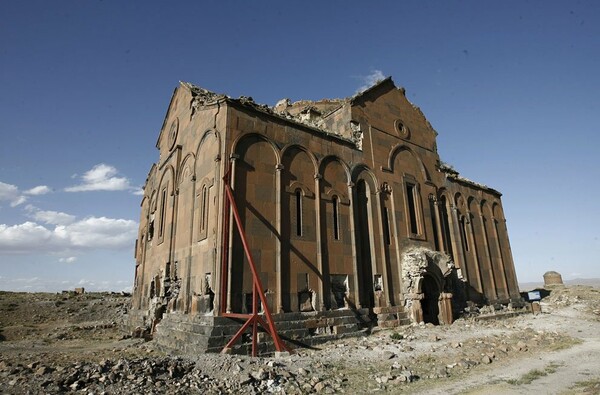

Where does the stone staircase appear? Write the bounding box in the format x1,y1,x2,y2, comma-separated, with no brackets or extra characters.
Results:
153,307,388,355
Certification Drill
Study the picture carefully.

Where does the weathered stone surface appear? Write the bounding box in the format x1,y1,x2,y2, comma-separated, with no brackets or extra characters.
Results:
130,77,523,355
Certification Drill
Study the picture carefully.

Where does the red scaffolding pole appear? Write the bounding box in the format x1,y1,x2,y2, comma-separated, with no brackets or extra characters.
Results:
219,166,291,356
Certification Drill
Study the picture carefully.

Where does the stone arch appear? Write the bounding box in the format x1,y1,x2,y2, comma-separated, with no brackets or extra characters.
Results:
319,157,352,309
492,202,504,220
386,144,430,181
281,144,319,173
230,134,279,313
231,132,280,166
352,166,380,309
490,201,513,299
318,155,350,185
464,196,484,301
480,200,502,301
156,165,175,244
401,248,455,325
177,153,196,186
472,198,498,302
391,148,427,240
195,129,222,162
351,164,380,191
281,145,319,312
193,131,220,243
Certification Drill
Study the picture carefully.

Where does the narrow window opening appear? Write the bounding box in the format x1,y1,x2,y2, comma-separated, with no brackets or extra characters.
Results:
383,207,391,245
295,189,303,237
460,216,470,252
201,185,208,231
333,196,340,240
148,214,155,241
429,198,440,250
406,184,419,234
159,188,167,238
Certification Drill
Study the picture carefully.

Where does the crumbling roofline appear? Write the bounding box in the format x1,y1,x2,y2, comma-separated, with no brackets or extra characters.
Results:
439,162,502,196
179,81,359,147
226,100,357,147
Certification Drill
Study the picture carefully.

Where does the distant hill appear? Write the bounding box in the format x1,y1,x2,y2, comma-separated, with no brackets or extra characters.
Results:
519,278,600,291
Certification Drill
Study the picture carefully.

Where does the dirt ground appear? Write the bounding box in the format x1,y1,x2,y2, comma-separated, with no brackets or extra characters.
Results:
1,284,599,394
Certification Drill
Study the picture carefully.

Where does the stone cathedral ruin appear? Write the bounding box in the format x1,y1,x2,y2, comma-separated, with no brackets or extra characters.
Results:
129,77,522,354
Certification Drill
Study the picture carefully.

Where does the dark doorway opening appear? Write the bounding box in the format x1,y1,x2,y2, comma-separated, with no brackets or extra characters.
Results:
421,274,440,325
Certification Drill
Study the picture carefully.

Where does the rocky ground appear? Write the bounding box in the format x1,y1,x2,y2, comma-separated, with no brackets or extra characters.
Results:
1,285,599,394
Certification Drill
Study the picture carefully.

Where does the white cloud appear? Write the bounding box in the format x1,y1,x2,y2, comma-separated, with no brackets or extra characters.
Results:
59,256,77,263
0,222,57,253
26,205,76,226
0,276,133,292
133,188,145,196
55,217,138,249
356,69,386,93
24,185,51,195
65,164,133,192
0,216,138,254
0,181,27,207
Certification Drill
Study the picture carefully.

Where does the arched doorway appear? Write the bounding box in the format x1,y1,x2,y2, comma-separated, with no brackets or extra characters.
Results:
421,274,440,325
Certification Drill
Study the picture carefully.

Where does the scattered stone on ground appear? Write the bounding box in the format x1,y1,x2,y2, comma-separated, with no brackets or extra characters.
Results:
1,284,599,394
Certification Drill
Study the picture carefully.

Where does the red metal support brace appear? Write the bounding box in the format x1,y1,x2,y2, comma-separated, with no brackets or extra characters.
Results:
219,166,291,356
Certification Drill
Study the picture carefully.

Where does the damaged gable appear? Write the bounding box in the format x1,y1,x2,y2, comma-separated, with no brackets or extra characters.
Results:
349,76,438,152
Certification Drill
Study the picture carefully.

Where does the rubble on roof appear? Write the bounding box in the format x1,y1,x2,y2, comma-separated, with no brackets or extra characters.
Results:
438,162,499,195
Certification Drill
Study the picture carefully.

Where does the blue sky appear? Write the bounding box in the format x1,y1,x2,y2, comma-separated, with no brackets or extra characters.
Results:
1,1,598,291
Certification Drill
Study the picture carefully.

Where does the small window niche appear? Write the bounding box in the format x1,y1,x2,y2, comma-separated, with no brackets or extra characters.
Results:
297,273,314,312
330,274,348,309
373,274,383,292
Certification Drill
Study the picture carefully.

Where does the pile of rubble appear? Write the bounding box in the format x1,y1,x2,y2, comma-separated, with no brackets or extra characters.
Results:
1,287,596,394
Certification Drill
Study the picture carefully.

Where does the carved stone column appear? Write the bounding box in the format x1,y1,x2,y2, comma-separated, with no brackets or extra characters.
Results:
438,292,454,325
491,215,510,302
314,173,325,311
226,154,238,313
406,293,424,323
347,181,361,309
479,214,498,302
376,182,392,307
275,163,284,313
449,206,467,279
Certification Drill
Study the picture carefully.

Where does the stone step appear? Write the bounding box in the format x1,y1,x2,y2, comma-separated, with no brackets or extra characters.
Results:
151,308,374,356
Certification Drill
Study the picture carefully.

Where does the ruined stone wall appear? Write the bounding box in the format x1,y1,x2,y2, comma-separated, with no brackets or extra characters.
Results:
438,177,521,305
131,78,522,335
